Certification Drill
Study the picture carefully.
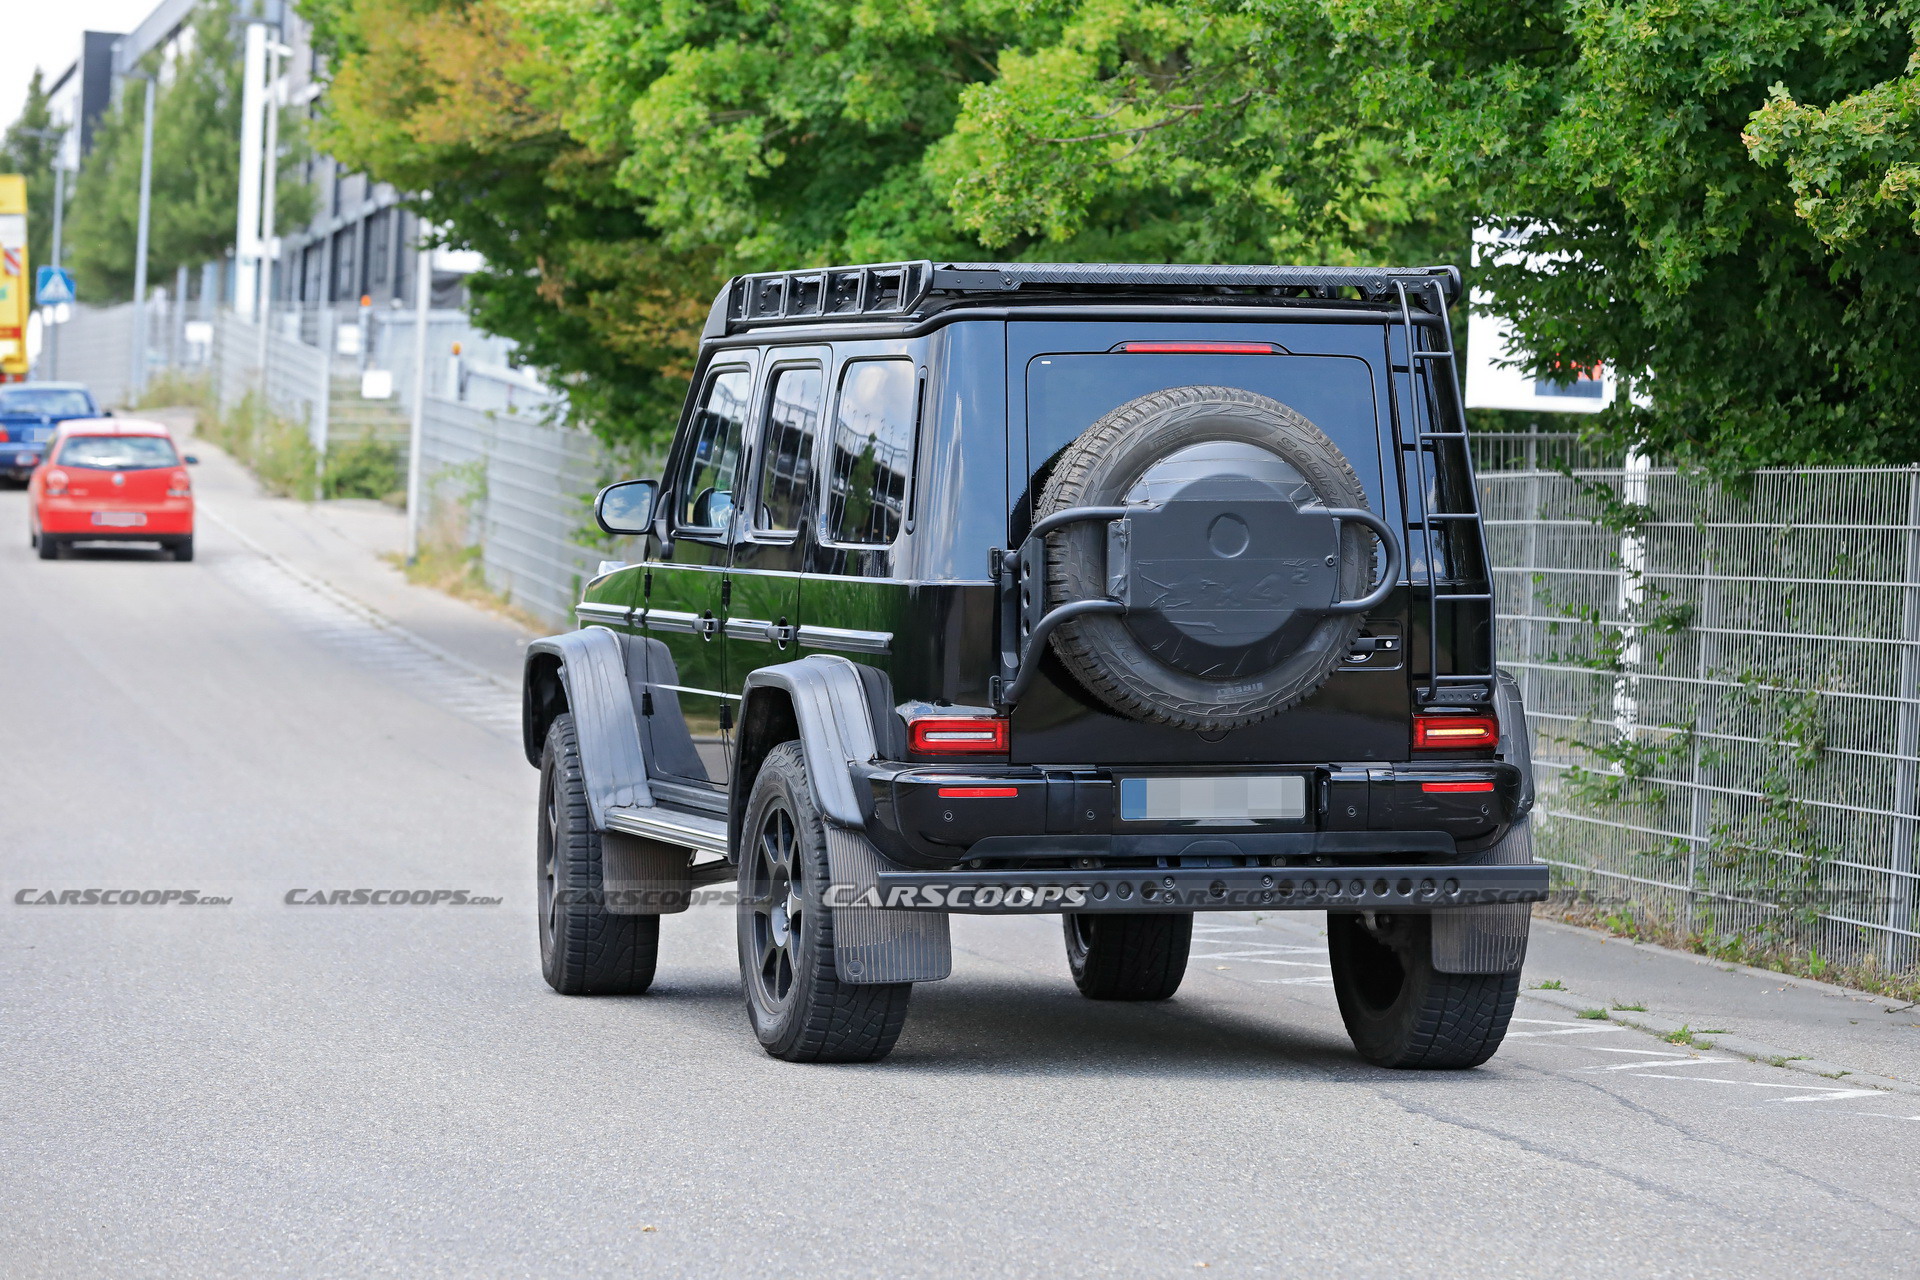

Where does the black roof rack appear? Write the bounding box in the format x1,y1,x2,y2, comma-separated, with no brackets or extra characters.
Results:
710,261,1460,335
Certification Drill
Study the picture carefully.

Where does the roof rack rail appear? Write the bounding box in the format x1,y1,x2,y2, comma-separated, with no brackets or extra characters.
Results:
712,260,1461,335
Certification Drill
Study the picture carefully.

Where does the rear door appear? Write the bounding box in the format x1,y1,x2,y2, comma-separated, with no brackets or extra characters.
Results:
1010,320,1412,765
725,348,828,677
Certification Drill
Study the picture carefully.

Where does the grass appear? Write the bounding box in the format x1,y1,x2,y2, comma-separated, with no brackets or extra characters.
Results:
1577,1008,1608,1020
1611,1001,1647,1012
1531,978,1566,991
1538,897,1920,1005
383,544,545,633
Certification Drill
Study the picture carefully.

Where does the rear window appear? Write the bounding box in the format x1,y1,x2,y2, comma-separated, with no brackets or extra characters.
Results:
1025,351,1384,510
58,435,179,470
0,388,94,417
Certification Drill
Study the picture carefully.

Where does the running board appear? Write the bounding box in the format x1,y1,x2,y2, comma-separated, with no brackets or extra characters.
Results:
603,805,729,857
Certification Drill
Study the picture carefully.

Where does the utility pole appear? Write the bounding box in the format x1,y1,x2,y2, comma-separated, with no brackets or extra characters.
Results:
129,73,156,403
254,37,287,380
234,22,268,322
405,233,430,563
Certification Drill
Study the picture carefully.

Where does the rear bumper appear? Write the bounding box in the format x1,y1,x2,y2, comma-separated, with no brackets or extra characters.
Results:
864,760,1528,866
852,861,1549,915
39,505,194,536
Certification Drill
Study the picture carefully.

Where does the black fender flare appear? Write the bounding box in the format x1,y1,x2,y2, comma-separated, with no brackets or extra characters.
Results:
731,655,888,838
522,627,652,829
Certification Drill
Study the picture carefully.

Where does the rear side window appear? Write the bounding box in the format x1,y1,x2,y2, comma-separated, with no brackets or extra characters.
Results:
58,436,179,469
676,367,752,531
823,359,915,546
755,366,823,534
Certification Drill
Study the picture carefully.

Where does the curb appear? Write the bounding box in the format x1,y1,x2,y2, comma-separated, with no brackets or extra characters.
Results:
199,504,520,697
1531,916,1917,1013
1520,986,1920,1096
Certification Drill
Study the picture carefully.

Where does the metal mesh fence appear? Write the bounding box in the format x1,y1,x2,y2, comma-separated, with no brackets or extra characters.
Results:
1477,433,1920,975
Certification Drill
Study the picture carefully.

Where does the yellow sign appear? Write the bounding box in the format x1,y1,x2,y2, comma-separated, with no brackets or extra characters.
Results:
0,174,27,377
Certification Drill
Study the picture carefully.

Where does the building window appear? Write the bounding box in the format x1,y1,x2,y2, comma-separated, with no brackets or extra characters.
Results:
332,226,358,301
367,209,391,293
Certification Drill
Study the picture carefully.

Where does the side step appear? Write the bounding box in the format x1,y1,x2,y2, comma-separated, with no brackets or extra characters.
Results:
604,805,729,858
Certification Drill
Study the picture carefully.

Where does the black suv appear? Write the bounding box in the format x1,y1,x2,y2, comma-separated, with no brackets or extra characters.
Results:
522,262,1543,1068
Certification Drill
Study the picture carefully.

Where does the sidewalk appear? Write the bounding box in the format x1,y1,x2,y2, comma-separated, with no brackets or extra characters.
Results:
154,407,538,686
154,403,1920,1093
1520,919,1920,1089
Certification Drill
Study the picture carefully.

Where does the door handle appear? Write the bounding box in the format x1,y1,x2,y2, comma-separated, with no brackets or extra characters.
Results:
696,612,720,639
764,620,796,647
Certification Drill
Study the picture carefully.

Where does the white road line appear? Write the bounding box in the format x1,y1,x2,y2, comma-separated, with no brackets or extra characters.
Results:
1505,1026,1634,1038
206,537,521,737
1626,1073,1885,1102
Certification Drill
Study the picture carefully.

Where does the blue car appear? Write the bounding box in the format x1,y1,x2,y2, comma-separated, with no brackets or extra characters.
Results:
0,383,104,482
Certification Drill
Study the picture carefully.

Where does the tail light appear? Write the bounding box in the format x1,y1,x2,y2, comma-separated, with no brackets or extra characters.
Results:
1118,341,1278,354
168,468,192,497
45,468,69,496
1413,714,1499,751
908,716,1009,755
1422,780,1496,793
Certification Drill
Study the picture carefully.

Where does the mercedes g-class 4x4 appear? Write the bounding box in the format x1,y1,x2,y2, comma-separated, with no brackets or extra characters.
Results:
522,261,1544,1068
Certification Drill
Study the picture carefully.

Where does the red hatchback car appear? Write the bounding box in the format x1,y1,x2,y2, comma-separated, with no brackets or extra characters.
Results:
28,419,196,561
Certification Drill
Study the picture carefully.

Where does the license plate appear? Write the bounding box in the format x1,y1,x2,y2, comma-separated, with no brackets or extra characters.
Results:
1119,775,1307,822
91,511,146,528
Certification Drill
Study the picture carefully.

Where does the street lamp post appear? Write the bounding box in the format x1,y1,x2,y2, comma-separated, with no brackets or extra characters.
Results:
129,73,156,403
254,38,288,382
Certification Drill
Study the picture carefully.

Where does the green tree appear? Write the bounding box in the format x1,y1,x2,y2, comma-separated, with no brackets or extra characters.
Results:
0,69,62,300
941,0,1920,468
66,0,255,300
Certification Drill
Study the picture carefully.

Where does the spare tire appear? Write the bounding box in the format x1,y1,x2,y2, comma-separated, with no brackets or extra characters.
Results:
1037,384,1376,731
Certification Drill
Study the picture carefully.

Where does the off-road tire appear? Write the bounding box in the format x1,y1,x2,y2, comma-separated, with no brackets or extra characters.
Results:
1327,912,1519,1069
1039,385,1372,730
738,741,911,1062
170,536,195,562
537,713,660,995
1062,912,1193,1000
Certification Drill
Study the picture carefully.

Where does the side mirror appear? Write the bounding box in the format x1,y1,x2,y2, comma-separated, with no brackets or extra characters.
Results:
184,455,200,465
595,479,658,537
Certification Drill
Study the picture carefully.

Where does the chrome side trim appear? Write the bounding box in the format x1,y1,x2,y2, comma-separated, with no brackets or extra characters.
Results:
798,624,892,655
725,616,772,640
575,601,631,626
603,805,729,857
644,608,703,634
649,681,743,702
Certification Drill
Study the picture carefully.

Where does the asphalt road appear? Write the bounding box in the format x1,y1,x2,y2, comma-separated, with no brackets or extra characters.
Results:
3,478,1917,1279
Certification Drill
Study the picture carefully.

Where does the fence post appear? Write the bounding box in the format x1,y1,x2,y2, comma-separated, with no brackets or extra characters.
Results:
1613,450,1650,740
1888,467,1920,969
1685,517,1721,934
314,307,334,500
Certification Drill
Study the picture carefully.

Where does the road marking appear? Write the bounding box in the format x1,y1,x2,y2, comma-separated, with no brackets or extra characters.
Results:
205,528,521,737
1505,1026,1634,1038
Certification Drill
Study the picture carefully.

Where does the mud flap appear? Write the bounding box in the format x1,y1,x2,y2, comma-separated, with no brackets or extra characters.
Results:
1432,818,1533,974
601,832,693,916
824,827,952,984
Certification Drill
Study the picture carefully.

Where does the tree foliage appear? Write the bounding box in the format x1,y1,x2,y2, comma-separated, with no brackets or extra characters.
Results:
1,70,61,299
315,0,1920,464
